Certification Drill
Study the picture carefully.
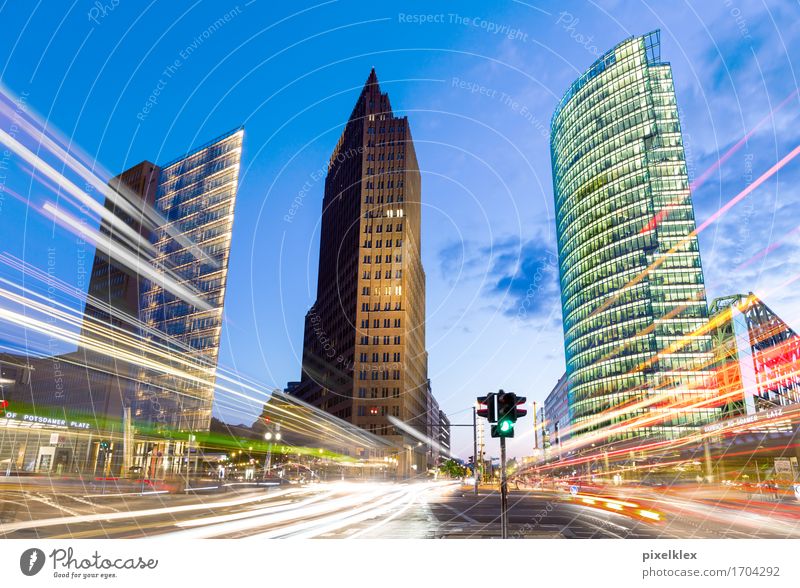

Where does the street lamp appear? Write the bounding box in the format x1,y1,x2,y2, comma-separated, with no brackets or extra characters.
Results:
263,431,281,478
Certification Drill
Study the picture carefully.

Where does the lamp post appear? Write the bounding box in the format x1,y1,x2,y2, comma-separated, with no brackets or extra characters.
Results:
263,430,281,478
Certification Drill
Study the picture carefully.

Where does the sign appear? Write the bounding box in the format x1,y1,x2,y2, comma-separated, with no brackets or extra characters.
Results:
1,411,92,430
702,407,786,434
49,433,61,445
793,484,800,503
774,458,792,474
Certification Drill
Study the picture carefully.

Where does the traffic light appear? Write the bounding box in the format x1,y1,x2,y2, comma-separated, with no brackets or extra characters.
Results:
99,441,110,452
477,393,498,422
0,399,8,415
490,391,527,438
514,396,528,419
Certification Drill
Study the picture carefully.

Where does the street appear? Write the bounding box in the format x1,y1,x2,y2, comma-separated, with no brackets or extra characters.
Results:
2,478,799,539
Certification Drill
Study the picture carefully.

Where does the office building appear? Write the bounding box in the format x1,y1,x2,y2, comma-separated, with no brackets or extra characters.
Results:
543,373,570,450
136,128,244,432
550,31,716,442
291,69,433,475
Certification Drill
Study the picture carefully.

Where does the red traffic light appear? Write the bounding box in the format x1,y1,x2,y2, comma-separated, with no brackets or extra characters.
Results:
0,399,8,410
477,396,489,419
515,396,528,418
476,393,498,421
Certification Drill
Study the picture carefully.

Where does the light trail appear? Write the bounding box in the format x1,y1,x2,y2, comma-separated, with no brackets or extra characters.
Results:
0,127,158,261
41,201,211,311
160,483,398,539
0,85,222,271
0,488,303,536
589,142,800,322
639,88,799,234
388,415,455,458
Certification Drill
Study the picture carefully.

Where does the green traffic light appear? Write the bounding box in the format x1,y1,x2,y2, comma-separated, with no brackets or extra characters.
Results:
499,419,512,433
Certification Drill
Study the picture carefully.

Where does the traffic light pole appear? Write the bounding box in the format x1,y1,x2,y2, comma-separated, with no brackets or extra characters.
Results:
500,436,508,539
472,406,479,495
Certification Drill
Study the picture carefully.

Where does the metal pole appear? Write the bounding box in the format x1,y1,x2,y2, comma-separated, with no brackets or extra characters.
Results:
265,444,272,477
532,401,538,450
478,418,484,485
703,437,713,483
500,436,508,539
472,406,479,495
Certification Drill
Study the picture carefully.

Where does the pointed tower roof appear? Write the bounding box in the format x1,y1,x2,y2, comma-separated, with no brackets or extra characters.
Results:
347,67,393,122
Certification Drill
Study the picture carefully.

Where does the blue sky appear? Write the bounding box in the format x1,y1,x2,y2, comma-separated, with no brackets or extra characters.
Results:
0,0,798,458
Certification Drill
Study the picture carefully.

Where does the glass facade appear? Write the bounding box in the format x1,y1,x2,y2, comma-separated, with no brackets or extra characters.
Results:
551,31,716,441
710,293,800,417
137,128,244,431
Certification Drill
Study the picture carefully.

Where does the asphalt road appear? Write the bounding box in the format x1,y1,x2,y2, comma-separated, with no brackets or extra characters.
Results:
1,479,799,539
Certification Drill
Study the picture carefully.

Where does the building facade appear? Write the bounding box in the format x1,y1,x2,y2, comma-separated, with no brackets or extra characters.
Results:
136,128,244,432
291,70,433,475
709,293,800,416
543,373,570,453
551,31,716,442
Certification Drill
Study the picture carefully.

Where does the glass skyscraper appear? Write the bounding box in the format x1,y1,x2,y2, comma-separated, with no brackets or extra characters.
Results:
137,128,244,431
551,31,716,441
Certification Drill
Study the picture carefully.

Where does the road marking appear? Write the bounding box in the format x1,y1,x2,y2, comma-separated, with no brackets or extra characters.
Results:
436,502,478,524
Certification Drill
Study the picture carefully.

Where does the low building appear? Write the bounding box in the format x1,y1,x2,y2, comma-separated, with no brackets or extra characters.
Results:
709,293,800,417
543,373,570,456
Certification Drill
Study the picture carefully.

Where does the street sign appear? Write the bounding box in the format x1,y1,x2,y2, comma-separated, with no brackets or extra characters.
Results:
774,458,792,474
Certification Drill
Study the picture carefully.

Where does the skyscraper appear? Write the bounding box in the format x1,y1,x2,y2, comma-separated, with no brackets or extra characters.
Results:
1,162,162,424
550,31,716,442
136,128,244,431
75,161,161,421
292,70,432,474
